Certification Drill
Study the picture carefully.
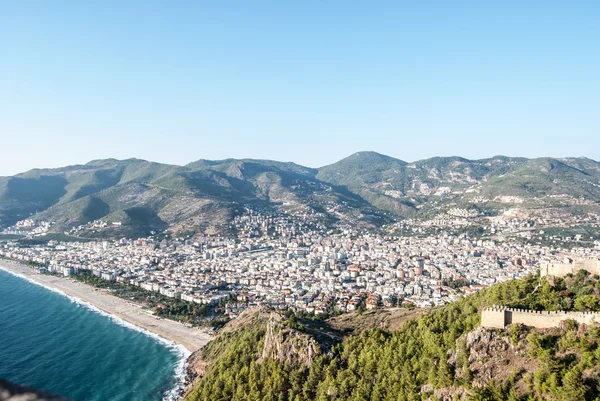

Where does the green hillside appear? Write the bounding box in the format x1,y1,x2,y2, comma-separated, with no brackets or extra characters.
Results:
479,158,600,199
318,153,600,216
1,153,599,236
0,157,379,235
184,271,600,401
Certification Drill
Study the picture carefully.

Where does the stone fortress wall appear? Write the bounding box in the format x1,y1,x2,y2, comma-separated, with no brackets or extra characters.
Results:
481,259,600,329
481,306,600,329
540,257,600,278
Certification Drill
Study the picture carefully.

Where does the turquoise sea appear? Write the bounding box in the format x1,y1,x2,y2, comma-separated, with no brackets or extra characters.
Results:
0,268,185,401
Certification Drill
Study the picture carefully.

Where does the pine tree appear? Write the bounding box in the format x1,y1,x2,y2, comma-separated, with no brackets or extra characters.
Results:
560,368,586,401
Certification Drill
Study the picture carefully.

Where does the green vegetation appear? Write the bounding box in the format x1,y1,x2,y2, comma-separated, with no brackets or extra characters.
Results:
481,158,600,200
2,155,600,238
518,226,600,249
521,323,600,401
185,272,600,401
0,233,25,240
0,157,380,237
72,270,211,324
18,233,92,245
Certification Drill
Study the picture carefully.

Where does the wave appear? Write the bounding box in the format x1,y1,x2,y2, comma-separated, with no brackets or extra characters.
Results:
0,264,191,401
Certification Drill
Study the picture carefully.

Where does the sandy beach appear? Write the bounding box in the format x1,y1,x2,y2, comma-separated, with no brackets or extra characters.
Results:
0,260,213,353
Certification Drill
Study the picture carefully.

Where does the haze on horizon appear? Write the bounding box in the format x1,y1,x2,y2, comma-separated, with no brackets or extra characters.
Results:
1,1,599,176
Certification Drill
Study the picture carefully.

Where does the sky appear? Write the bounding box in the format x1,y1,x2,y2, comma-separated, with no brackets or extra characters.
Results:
1,1,599,176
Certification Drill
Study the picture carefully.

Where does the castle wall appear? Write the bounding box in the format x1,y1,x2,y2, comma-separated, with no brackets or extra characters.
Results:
541,259,600,278
481,306,600,329
481,308,506,329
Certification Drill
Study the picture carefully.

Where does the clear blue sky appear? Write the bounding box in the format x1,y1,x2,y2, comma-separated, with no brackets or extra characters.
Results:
1,1,599,176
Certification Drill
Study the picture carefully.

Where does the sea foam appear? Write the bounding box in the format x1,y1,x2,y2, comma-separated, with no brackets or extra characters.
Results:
0,263,191,401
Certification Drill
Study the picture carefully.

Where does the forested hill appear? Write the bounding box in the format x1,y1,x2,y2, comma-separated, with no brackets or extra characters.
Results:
1,153,600,237
183,271,600,401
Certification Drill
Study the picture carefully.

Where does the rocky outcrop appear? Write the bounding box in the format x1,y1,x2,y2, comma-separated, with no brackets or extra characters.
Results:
0,379,70,401
260,313,322,367
183,351,209,389
443,325,537,399
218,306,270,335
181,307,323,399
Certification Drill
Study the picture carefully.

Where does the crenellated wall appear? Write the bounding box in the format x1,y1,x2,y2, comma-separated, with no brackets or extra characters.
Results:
481,306,600,329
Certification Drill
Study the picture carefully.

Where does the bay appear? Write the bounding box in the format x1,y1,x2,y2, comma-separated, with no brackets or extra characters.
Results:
0,269,183,401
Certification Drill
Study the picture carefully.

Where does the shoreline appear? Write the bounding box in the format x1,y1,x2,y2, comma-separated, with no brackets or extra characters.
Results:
0,260,214,400
0,260,214,352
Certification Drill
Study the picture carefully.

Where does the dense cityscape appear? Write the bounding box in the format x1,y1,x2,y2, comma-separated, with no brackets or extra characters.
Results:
3,207,600,322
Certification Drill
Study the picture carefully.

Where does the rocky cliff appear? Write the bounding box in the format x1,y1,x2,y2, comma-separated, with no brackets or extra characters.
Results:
0,379,70,401
182,307,325,399
259,313,322,367
434,321,597,400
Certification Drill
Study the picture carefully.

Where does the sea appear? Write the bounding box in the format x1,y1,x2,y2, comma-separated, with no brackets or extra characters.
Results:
0,268,187,401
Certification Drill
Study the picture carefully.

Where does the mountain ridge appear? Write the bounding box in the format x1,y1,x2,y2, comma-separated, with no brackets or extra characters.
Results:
1,152,599,237
4,152,597,179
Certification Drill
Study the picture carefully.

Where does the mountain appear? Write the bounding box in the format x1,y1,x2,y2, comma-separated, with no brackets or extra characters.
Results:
182,272,600,401
477,157,600,199
1,153,599,238
317,152,415,214
0,158,381,237
318,153,600,217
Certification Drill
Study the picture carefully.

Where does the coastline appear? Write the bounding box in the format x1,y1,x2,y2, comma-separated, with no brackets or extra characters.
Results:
0,260,213,353
0,260,214,400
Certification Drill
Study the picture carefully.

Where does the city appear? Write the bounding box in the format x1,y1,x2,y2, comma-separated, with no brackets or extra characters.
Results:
3,207,599,324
